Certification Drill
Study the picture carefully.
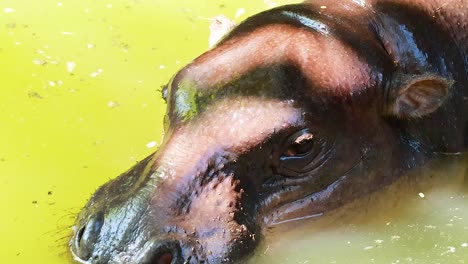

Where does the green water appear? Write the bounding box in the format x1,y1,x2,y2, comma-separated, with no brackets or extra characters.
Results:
0,1,466,264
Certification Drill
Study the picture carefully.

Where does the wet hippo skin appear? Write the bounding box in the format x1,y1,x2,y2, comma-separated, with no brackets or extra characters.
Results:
70,0,467,263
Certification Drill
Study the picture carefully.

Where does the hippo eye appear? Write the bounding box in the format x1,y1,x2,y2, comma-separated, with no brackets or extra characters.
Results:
277,128,326,176
282,131,315,157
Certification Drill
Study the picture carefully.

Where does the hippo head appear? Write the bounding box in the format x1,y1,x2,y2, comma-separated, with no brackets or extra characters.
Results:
70,3,454,264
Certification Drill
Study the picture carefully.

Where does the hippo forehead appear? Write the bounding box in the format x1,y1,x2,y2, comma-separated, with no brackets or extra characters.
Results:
174,4,383,94
184,23,375,92
167,19,381,123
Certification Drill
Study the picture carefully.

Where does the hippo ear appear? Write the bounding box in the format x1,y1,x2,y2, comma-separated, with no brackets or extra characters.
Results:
387,74,454,118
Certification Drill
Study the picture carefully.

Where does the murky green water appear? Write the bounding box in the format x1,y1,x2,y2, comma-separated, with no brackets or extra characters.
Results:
0,1,466,263
250,156,468,264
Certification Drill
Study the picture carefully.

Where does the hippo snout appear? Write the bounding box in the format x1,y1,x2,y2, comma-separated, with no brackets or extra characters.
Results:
73,216,181,264
70,151,258,264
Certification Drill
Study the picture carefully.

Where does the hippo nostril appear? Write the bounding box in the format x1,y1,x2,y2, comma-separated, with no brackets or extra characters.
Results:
136,240,181,264
154,252,173,264
76,225,86,246
73,211,105,260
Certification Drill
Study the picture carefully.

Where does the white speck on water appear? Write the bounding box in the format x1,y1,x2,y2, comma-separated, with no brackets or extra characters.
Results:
146,141,157,148
4,8,15,13
32,59,45,65
36,49,45,54
425,225,437,229
15,42,21,45
107,101,119,108
374,239,384,244
57,2,63,7
86,43,95,49
264,0,278,8
66,61,76,72
391,235,401,242
90,68,103,77
137,80,144,84
320,5,327,9
175,60,181,64
419,192,425,198
106,4,113,8
235,8,245,19
364,246,373,250
461,243,468,247
159,65,165,69
57,80,63,85
48,81,56,87
386,222,391,226
84,8,90,13
441,246,457,255
61,31,73,35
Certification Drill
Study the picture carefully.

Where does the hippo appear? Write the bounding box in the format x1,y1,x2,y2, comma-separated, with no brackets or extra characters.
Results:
70,0,467,263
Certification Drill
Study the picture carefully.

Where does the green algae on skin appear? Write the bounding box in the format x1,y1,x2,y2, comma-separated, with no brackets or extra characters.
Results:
175,81,201,121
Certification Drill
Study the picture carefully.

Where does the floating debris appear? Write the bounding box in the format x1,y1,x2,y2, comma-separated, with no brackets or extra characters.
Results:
107,101,119,108
264,0,278,8
209,15,235,48
32,59,46,65
418,192,425,198
3,7,15,13
28,91,43,99
146,141,157,148
90,68,103,77
66,61,76,73
235,8,245,19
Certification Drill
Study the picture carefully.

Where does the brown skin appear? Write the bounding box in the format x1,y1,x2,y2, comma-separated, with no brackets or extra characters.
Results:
70,0,467,263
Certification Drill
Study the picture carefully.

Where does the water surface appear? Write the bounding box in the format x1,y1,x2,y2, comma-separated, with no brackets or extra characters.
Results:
1,1,466,264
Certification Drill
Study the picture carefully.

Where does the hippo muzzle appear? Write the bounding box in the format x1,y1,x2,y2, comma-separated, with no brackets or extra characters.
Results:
71,0,467,263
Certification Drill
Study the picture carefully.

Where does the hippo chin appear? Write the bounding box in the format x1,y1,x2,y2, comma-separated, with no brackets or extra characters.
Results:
70,0,467,263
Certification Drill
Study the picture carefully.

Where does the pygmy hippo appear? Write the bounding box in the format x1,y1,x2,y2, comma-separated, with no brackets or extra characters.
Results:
70,0,467,263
